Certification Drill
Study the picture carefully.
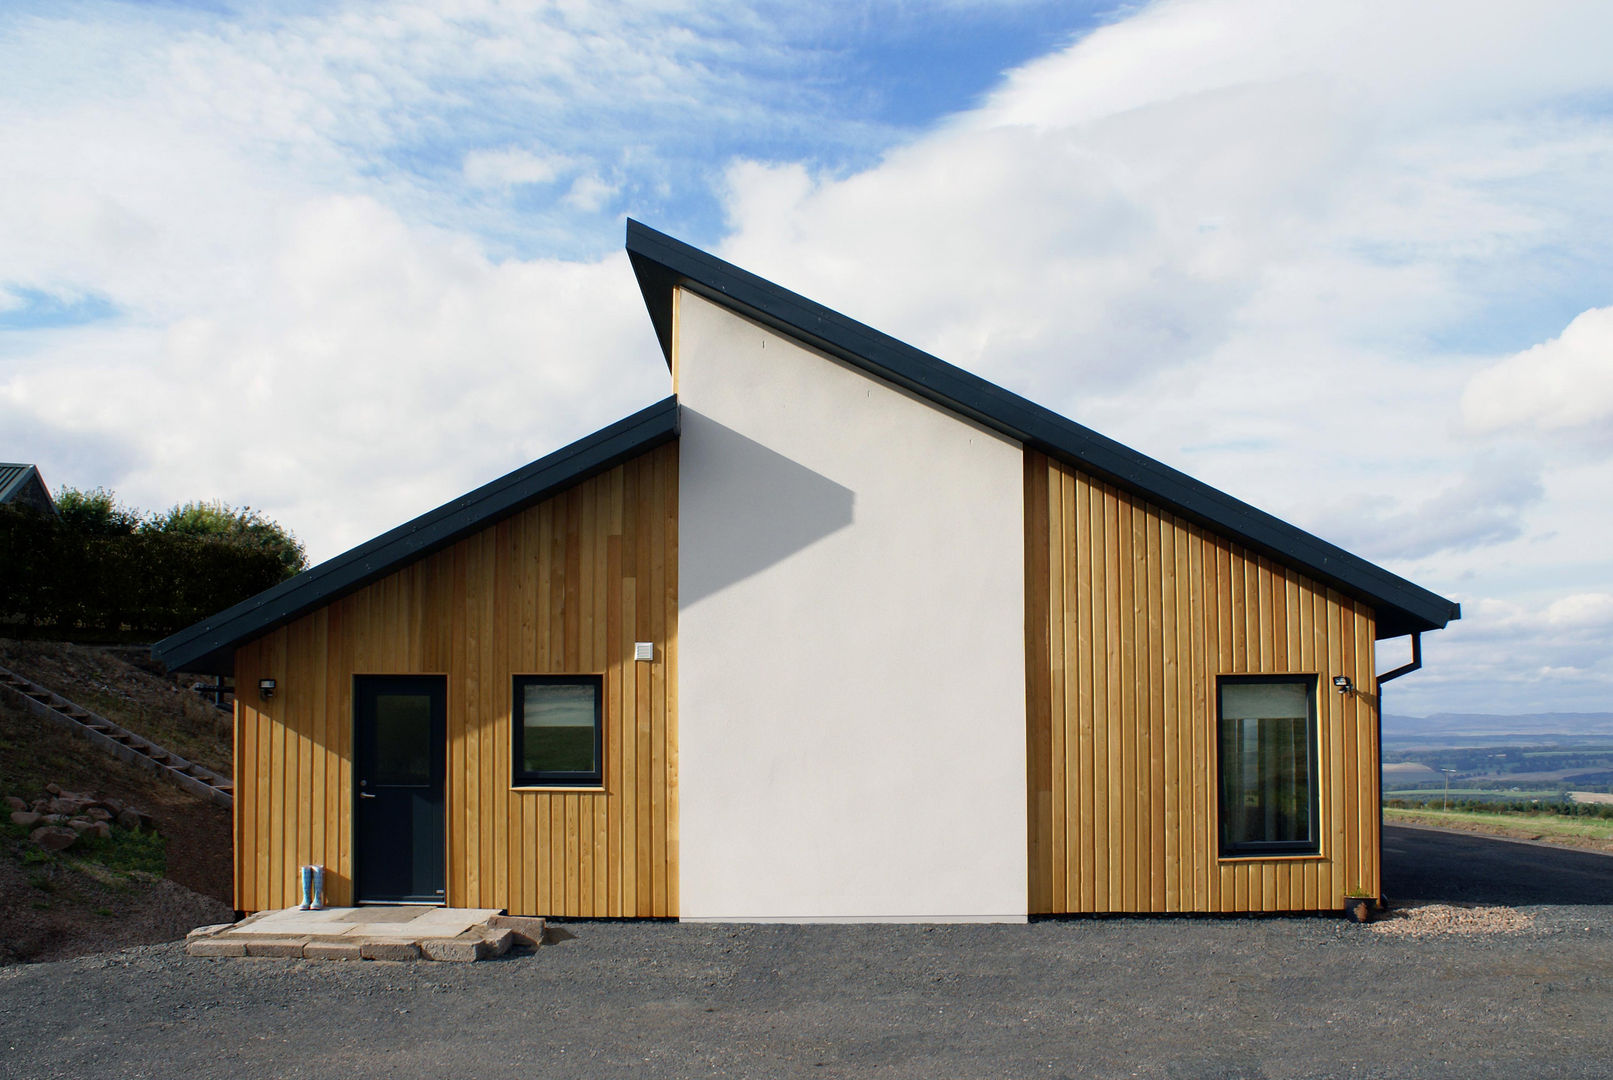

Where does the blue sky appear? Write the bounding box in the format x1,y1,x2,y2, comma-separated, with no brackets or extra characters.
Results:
2,0,1611,717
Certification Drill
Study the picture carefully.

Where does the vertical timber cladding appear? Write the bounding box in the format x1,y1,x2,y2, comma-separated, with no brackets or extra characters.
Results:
1025,451,1379,914
232,441,678,915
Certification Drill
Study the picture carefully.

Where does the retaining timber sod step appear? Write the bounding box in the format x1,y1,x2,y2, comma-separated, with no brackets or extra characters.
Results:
0,662,232,808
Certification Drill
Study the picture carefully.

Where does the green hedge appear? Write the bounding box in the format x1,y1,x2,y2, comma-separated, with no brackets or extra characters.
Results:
0,504,292,640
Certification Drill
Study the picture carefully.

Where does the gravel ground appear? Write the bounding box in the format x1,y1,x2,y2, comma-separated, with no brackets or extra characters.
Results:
0,827,1608,1080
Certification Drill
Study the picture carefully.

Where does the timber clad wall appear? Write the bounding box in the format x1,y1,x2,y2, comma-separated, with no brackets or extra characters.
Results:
232,442,678,916
1025,450,1380,914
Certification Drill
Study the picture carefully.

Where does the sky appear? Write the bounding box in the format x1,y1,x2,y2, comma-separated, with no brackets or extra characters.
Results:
2,0,1610,719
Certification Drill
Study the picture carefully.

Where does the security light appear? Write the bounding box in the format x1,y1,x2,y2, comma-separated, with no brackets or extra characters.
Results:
258,677,276,700
1332,675,1352,694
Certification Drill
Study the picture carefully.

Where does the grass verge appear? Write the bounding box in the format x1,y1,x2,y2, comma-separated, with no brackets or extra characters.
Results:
1384,806,1613,852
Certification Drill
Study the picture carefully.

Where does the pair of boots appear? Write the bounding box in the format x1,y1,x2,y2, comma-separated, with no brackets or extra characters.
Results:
299,864,325,910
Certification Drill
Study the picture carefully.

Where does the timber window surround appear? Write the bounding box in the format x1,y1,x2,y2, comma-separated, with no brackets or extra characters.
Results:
1217,675,1320,857
512,675,604,787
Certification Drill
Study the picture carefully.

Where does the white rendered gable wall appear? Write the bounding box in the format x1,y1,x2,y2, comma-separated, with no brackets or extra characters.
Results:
675,288,1029,922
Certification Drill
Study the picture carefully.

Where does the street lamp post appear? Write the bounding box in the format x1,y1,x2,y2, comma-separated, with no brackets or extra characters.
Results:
1442,768,1457,812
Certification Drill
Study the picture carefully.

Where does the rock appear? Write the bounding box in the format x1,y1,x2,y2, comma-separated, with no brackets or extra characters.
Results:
360,941,421,961
67,818,95,833
86,821,112,840
489,914,547,947
45,783,61,796
43,814,67,825
186,939,246,958
30,825,78,851
116,809,144,831
46,798,86,815
303,941,364,961
243,938,310,958
85,807,113,822
480,927,515,958
3,796,25,812
419,937,481,963
99,797,124,816
9,811,41,828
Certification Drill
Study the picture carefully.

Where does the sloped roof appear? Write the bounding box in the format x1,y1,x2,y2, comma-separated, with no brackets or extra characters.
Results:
626,219,1459,639
151,397,680,675
0,463,56,515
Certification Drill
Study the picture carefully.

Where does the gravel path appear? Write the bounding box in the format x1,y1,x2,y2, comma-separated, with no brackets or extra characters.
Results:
1,827,1608,1080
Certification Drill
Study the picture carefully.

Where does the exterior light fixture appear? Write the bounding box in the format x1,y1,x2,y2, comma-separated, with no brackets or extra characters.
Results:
1332,676,1353,694
258,678,277,700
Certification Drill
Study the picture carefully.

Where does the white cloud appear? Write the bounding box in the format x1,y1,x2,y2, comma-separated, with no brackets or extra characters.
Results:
1462,306,1613,435
462,148,570,189
563,175,618,213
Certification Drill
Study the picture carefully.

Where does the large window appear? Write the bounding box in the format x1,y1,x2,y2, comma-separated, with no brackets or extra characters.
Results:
512,675,603,787
1218,676,1318,856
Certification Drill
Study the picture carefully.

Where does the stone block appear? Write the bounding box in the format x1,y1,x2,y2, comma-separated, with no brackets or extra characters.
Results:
186,939,247,957
489,914,547,947
419,937,481,963
303,940,365,961
243,937,310,958
480,927,515,958
30,825,77,851
187,923,235,940
360,941,421,961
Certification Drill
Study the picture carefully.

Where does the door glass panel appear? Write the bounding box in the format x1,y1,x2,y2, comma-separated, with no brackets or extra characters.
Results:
373,692,432,785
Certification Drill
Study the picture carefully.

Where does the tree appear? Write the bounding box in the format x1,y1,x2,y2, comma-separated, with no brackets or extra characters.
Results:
55,486,142,537
150,499,308,576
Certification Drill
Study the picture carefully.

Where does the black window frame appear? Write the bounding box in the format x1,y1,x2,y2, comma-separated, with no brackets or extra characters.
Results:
512,674,604,788
1216,674,1321,858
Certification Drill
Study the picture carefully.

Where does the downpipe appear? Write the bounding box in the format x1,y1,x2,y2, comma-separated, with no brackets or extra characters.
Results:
1374,632,1422,909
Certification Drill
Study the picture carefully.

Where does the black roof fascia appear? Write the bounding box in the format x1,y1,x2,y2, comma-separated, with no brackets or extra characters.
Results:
626,219,1459,639
152,396,681,676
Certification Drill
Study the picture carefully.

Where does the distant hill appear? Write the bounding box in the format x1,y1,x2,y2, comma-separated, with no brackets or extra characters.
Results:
1385,712,1613,746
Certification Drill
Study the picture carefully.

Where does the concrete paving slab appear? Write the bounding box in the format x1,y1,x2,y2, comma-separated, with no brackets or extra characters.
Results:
189,907,513,962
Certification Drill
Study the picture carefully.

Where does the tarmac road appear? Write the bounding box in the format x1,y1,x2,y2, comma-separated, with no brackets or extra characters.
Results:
0,825,1608,1080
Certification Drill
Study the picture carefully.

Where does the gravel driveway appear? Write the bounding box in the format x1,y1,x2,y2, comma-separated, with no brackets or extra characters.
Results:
2,825,1608,1080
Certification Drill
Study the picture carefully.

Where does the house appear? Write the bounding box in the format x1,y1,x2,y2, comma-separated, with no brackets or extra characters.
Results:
0,463,56,515
152,221,1460,922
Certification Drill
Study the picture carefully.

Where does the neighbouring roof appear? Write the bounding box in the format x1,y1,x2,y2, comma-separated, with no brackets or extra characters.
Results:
626,219,1460,639
0,463,56,515
151,397,680,675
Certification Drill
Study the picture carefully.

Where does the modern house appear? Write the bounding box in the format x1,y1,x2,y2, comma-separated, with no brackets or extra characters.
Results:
0,463,56,515
153,222,1460,922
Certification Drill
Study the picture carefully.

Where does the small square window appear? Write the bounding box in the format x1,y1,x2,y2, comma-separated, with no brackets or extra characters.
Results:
513,675,603,787
1218,675,1319,857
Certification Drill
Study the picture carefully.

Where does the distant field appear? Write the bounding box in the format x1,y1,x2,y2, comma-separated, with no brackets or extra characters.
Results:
1385,788,1568,802
1384,807,1613,852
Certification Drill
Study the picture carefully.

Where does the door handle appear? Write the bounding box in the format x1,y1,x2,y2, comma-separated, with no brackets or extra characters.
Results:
359,792,377,799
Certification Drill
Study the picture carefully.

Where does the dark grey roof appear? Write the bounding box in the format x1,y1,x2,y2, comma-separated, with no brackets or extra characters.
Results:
151,397,680,675
626,219,1459,639
0,463,56,515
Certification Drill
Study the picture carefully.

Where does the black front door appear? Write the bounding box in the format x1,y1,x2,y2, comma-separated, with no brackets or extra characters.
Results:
353,676,446,904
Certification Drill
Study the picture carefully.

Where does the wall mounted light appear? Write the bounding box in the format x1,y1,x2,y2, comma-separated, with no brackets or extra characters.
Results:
1332,675,1353,694
258,677,277,701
